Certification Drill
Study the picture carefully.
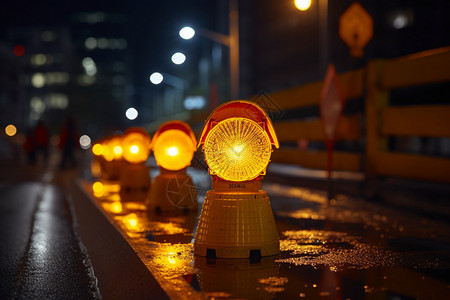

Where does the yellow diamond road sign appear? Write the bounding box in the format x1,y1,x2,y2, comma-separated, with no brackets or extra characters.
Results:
339,2,373,57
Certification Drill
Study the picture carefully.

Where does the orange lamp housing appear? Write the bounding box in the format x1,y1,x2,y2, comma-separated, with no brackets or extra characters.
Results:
120,127,152,201
98,134,126,181
91,138,106,178
194,100,280,259
147,121,198,213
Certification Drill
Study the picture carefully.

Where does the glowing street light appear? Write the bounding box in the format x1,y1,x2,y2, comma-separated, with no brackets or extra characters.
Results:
171,52,186,65
179,0,240,99
150,72,164,85
179,26,195,40
295,0,311,11
125,107,138,120
194,100,280,258
148,121,198,213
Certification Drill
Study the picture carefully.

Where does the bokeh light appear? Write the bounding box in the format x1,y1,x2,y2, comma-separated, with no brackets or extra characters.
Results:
294,0,311,11
5,124,17,137
179,26,195,40
150,72,163,84
171,52,186,65
125,107,138,120
79,135,91,149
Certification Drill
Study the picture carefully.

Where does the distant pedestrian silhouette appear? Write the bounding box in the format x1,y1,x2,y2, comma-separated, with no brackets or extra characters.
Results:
31,120,49,165
59,116,79,169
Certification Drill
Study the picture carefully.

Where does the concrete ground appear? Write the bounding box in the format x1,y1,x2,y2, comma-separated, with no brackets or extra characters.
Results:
1,146,450,299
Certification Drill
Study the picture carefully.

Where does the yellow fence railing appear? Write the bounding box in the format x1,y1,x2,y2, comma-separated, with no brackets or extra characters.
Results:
188,46,450,183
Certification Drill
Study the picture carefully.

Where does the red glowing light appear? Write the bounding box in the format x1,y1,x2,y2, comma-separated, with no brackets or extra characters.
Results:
13,45,25,57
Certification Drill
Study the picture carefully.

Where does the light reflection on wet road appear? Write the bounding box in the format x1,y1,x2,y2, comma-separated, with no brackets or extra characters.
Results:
86,167,450,299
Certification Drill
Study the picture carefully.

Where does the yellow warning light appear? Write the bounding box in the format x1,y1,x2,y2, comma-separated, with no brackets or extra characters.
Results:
147,121,198,213
122,127,151,164
92,143,103,156
93,181,104,193
119,127,152,200
194,100,280,259
204,117,272,181
108,135,123,160
151,121,197,171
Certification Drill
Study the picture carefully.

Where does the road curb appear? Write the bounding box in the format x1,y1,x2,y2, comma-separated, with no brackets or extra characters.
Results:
70,180,169,300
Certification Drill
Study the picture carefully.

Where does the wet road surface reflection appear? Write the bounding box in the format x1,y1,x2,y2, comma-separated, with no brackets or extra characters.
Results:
85,169,450,299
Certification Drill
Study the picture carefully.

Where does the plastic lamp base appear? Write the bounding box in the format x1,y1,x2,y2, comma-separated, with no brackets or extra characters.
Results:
147,172,198,213
194,191,279,258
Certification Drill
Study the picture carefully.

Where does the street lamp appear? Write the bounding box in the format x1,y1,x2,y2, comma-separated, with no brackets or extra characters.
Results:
171,52,186,65
179,26,195,40
294,0,329,75
294,0,311,11
179,0,240,99
150,72,163,85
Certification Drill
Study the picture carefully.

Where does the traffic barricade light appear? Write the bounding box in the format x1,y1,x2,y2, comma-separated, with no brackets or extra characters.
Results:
147,121,198,213
120,127,152,202
194,100,280,258
99,134,126,181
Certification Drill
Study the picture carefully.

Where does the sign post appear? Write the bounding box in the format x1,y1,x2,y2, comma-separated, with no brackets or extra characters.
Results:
319,64,346,201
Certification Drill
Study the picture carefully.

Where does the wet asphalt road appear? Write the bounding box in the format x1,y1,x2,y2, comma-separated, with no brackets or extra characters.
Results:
0,163,99,299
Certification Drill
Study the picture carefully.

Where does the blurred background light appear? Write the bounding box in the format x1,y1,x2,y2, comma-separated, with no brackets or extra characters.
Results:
31,73,46,88
393,13,408,29
125,107,138,120
13,45,25,56
150,72,163,84
5,124,17,137
179,26,195,40
171,52,186,65
79,135,92,149
183,95,206,110
294,0,311,11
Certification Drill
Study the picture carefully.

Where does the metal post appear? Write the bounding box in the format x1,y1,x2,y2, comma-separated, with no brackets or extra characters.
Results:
229,0,240,99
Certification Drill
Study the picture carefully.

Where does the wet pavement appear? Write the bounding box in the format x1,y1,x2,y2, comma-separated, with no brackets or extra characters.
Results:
0,159,99,299
83,165,450,300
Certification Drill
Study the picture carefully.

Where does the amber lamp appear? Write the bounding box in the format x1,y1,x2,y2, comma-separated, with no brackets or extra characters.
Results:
98,134,126,181
147,121,198,213
91,138,105,178
119,127,152,200
194,100,279,259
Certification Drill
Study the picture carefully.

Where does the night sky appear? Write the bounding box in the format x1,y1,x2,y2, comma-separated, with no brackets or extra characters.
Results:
0,0,218,85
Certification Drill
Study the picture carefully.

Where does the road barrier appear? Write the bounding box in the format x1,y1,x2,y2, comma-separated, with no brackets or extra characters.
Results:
189,46,450,183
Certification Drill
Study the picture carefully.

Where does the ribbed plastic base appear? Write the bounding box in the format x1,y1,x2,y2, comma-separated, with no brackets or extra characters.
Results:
147,173,198,213
194,191,279,258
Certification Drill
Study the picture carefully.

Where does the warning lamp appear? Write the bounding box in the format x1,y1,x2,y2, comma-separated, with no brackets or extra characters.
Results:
194,100,280,258
99,134,126,181
147,121,198,213
119,127,152,202
91,139,106,178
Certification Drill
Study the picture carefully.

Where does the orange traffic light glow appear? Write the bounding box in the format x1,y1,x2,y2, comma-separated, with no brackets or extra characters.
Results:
152,121,197,171
204,117,272,181
122,127,151,164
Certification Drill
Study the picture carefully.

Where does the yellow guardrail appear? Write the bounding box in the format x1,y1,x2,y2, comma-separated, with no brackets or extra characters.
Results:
188,46,450,183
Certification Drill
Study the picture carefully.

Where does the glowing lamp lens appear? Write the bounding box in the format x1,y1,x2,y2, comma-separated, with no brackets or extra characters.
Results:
122,132,151,164
105,136,123,160
114,146,122,155
153,129,194,171
203,118,272,182
92,143,103,156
